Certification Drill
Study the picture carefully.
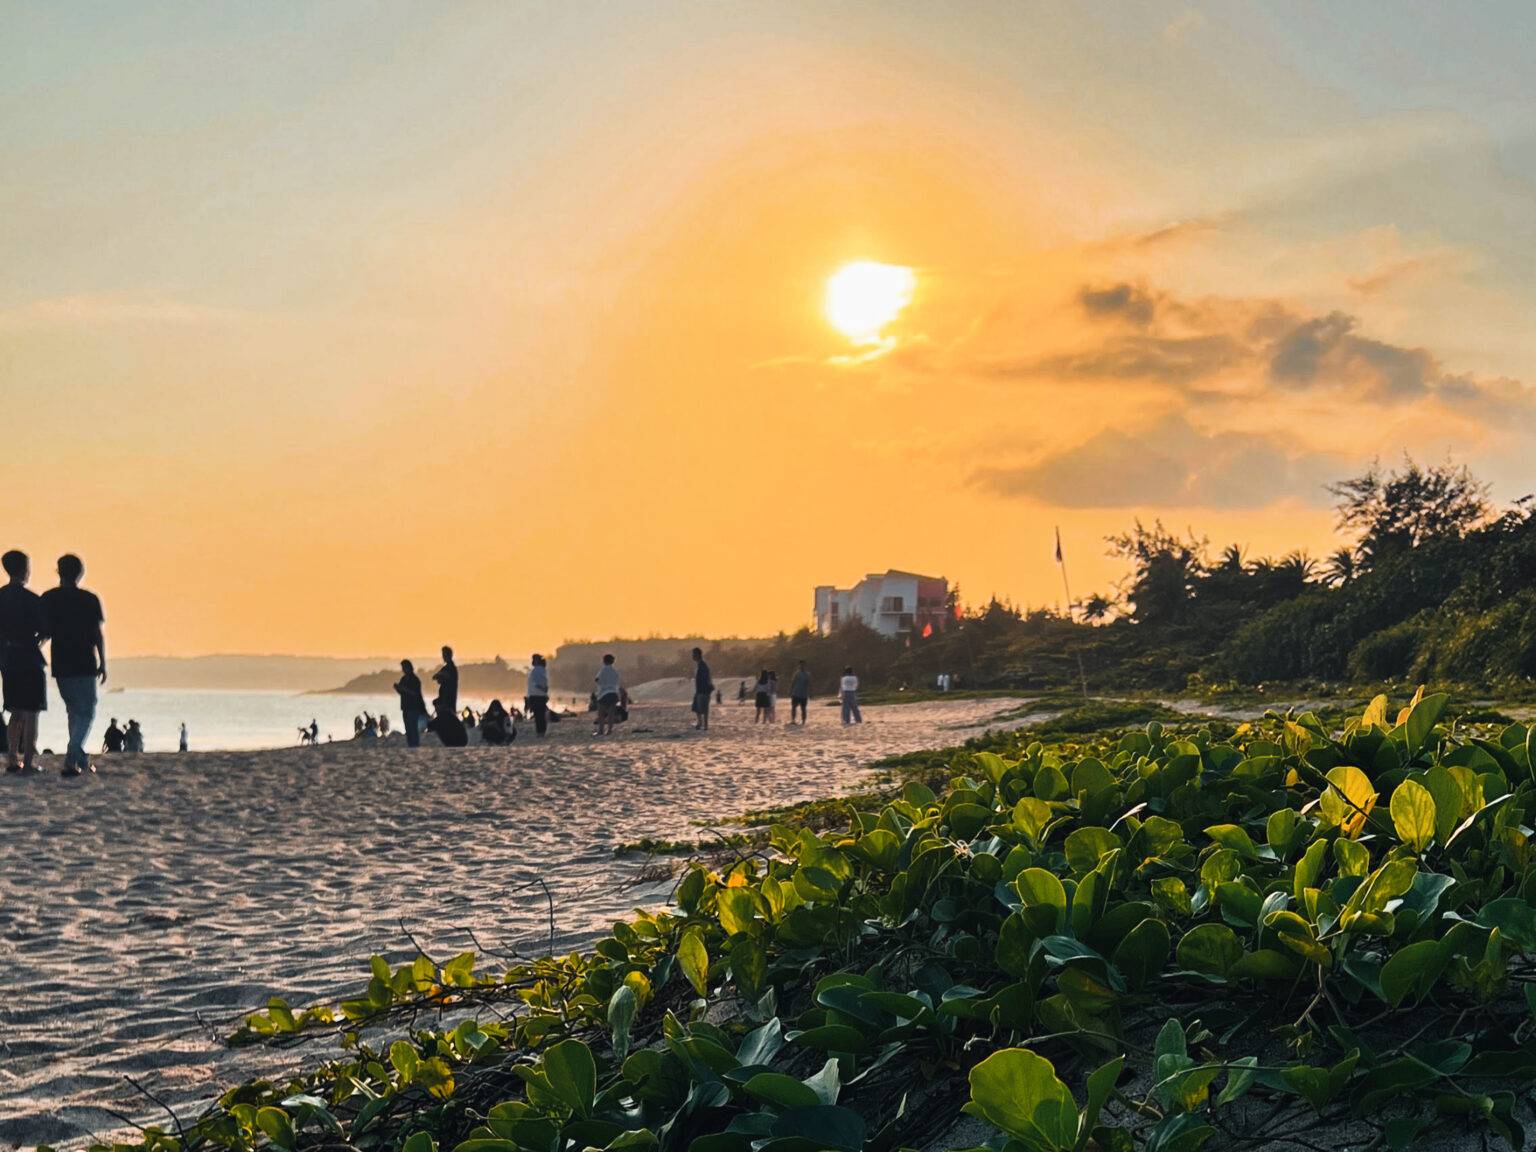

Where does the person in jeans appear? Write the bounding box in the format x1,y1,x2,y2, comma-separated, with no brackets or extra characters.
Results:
839,665,863,726
395,659,428,747
40,554,106,776
0,551,48,774
789,660,811,726
690,647,713,731
526,653,551,737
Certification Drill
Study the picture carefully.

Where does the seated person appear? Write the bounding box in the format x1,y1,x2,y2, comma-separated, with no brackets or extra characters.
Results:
426,706,469,748
479,699,516,745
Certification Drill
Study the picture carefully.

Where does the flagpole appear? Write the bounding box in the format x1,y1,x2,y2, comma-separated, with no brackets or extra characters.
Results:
1056,526,1090,702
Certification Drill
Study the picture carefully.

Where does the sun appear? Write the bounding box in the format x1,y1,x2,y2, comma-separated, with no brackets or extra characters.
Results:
825,261,915,345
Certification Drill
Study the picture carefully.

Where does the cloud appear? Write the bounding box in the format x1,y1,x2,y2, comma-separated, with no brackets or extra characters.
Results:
992,280,1528,414
0,293,247,330
971,414,1346,509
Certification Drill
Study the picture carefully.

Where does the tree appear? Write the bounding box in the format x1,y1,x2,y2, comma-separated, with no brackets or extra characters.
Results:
1323,547,1358,587
1106,520,1205,624
1079,593,1114,623
1328,456,1489,567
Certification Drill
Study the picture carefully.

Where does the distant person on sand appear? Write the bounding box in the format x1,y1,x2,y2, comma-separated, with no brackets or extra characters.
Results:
691,647,713,731
753,671,770,724
394,659,428,748
41,554,107,777
179,722,188,752
526,653,551,737
840,666,863,726
479,699,516,745
789,660,811,725
766,671,779,723
434,645,458,714
738,680,748,704
0,550,48,774
594,654,622,736
125,719,144,753
378,714,390,737
103,718,126,753
309,718,319,743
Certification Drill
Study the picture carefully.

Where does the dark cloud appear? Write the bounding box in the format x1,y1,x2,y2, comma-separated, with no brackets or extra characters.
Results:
988,281,1526,416
1079,282,1157,326
970,415,1346,510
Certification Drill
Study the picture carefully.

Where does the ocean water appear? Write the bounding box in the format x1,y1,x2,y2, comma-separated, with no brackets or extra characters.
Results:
29,687,406,754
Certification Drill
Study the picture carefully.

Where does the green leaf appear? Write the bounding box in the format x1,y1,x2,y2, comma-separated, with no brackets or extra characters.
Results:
1379,939,1448,1006
607,984,637,1061
1422,766,1465,845
1176,923,1243,980
1293,837,1328,900
1063,827,1123,874
678,927,709,998
744,1072,821,1110
1398,692,1449,760
717,888,758,935
1111,918,1170,992
1014,797,1053,850
1016,867,1069,931
1389,778,1436,853
803,1057,840,1106
1318,765,1377,837
542,1039,597,1118
964,1048,1080,1151
401,1134,436,1152
1078,1056,1124,1151
255,1108,295,1151
1204,824,1261,859
768,1105,866,1151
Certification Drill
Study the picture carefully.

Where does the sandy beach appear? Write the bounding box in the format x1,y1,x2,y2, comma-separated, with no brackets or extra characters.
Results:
0,695,1022,1146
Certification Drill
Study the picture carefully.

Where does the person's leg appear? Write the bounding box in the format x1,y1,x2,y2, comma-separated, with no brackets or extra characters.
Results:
533,699,548,736
5,711,22,769
840,694,851,725
852,696,863,724
17,711,39,769
404,711,419,747
60,676,98,771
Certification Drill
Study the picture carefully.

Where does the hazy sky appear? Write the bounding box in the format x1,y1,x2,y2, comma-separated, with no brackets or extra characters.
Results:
5,2,1536,656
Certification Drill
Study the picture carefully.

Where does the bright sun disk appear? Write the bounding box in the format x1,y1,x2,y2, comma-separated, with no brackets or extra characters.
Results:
825,261,915,345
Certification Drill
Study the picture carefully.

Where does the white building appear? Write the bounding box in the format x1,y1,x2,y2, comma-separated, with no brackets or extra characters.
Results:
814,570,950,639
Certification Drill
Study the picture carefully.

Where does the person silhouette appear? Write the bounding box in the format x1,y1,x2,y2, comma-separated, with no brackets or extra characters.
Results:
103,717,126,753
395,659,427,747
179,722,188,752
41,553,106,777
0,551,48,774
434,645,458,714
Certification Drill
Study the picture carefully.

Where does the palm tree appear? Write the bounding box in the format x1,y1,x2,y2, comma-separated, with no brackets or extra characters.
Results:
1080,593,1113,623
1323,547,1358,587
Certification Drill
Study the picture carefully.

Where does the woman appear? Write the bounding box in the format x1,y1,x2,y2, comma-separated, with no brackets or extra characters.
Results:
394,659,428,748
479,699,515,745
753,670,771,724
766,671,779,723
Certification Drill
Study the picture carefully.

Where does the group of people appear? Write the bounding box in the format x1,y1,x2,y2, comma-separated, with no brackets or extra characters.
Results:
740,661,861,726
102,717,146,753
0,550,107,775
351,712,392,739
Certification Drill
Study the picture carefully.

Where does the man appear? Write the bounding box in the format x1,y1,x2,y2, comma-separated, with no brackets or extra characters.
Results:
839,665,863,726
434,645,459,715
103,718,126,753
594,653,621,736
526,653,551,737
40,554,107,777
394,659,427,747
0,551,48,774
179,722,189,752
690,647,713,731
789,660,811,726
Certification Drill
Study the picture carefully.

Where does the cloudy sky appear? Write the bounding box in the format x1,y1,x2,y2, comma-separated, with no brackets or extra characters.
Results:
4,2,1535,656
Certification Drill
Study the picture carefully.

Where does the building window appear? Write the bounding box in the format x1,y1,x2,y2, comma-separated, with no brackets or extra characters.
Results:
879,596,905,613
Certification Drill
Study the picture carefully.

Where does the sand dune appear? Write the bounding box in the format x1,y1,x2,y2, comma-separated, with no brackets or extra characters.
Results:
0,696,1023,1146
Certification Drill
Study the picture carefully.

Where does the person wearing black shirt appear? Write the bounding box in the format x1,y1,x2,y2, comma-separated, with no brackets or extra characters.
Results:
103,718,126,753
394,659,428,748
0,550,48,774
433,645,458,714
40,554,106,776
690,647,713,732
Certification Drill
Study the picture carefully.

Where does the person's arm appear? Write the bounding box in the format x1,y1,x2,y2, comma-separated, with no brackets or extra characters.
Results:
94,609,107,683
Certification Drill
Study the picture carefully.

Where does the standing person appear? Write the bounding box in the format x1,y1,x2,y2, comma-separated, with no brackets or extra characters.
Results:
309,718,320,744
395,659,428,748
103,718,126,753
789,660,811,726
840,666,863,726
753,671,770,724
40,554,106,777
526,653,551,737
690,647,713,731
0,551,48,774
434,645,458,715
594,653,621,736
125,719,144,753
179,722,189,752
766,671,779,723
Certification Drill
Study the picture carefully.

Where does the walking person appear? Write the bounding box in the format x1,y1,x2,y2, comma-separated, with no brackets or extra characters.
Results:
395,659,428,747
179,722,189,752
526,653,551,737
690,647,713,731
40,554,107,777
594,653,621,736
840,665,863,726
0,551,48,774
434,645,458,715
789,660,811,725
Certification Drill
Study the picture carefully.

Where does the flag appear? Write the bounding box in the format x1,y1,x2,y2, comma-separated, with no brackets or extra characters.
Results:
1054,526,1064,564
921,622,934,638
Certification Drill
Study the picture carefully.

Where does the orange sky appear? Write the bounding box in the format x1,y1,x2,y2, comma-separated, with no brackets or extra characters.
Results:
5,5,1534,656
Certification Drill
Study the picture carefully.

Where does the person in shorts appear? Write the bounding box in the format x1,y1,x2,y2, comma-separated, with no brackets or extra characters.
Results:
0,551,48,774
